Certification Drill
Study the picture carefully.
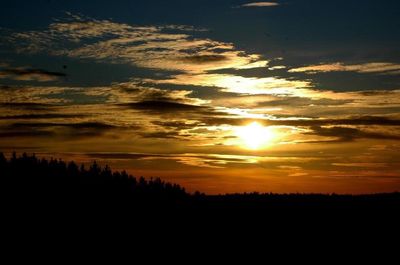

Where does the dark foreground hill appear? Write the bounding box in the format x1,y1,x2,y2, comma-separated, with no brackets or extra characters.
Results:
1,152,399,216
2,153,398,264
2,151,400,249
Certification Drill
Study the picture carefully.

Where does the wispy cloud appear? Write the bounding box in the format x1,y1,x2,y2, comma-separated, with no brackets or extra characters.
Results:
6,13,268,73
146,74,311,95
305,126,400,142
0,121,118,139
0,67,66,82
120,100,206,113
331,163,388,168
289,62,400,75
0,113,87,120
86,152,260,168
240,2,279,7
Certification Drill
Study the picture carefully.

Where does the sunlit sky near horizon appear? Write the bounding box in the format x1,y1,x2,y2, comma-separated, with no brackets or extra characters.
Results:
1,0,400,194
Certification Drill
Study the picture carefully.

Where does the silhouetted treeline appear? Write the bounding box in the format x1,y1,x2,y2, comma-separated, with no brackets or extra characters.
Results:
1,152,187,209
3,153,398,254
1,152,399,213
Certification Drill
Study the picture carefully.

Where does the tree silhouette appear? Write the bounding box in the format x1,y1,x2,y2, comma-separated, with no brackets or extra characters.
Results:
1,152,188,210
1,152,399,213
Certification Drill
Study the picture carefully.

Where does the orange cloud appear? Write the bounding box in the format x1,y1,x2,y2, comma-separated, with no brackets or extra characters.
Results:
241,2,279,7
290,62,400,75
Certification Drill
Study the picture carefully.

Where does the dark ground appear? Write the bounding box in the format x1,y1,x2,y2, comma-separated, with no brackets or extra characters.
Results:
2,153,399,231
2,153,399,258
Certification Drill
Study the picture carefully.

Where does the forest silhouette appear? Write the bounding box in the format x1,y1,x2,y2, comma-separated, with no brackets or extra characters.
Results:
1,152,399,214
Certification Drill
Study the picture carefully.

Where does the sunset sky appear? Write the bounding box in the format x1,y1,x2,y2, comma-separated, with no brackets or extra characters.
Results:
1,0,400,194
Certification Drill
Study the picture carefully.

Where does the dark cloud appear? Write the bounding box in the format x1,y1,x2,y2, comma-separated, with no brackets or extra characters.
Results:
199,116,250,126
0,102,55,110
257,97,353,107
144,121,205,139
120,100,206,112
288,69,400,92
276,116,400,127
148,82,237,100
0,122,118,139
138,131,181,139
207,66,271,77
0,130,54,138
116,84,189,101
59,122,117,130
306,126,400,142
10,122,116,130
183,55,227,64
86,152,251,163
359,90,400,96
197,115,400,127
0,113,87,120
0,68,67,82
0,145,40,150
152,120,202,130
86,153,170,160
150,114,400,143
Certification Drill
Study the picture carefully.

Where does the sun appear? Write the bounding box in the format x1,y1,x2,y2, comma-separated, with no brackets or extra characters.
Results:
235,122,275,150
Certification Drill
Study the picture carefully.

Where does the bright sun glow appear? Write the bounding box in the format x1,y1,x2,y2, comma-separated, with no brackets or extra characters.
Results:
235,122,275,150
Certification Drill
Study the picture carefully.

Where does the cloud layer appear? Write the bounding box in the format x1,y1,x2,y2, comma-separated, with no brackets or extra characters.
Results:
7,14,266,73
241,2,279,7
290,62,400,75
0,67,66,82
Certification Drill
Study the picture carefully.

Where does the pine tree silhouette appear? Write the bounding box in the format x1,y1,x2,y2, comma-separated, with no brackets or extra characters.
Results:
1,152,399,213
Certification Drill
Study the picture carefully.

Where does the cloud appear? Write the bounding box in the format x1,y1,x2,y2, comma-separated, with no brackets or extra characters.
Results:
0,122,119,139
0,113,87,120
86,152,260,168
1,81,399,147
183,55,228,64
6,13,268,73
120,100,206,112
0,132,59,139
331,163,388,168
152,121,202,130
268,65,286,70
138,131,186,139
0,82,208,108
306,126,400,142
257,97,353,107
267,116,400,127
147,74,311,95
195,115,400,128
0,68,66,82
0,102,53,110
289,62,400,75
108,82,207,105
0,86,96,105
0,82,222,141
9,121,117,130
241,2,279,7
86,153,164,160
